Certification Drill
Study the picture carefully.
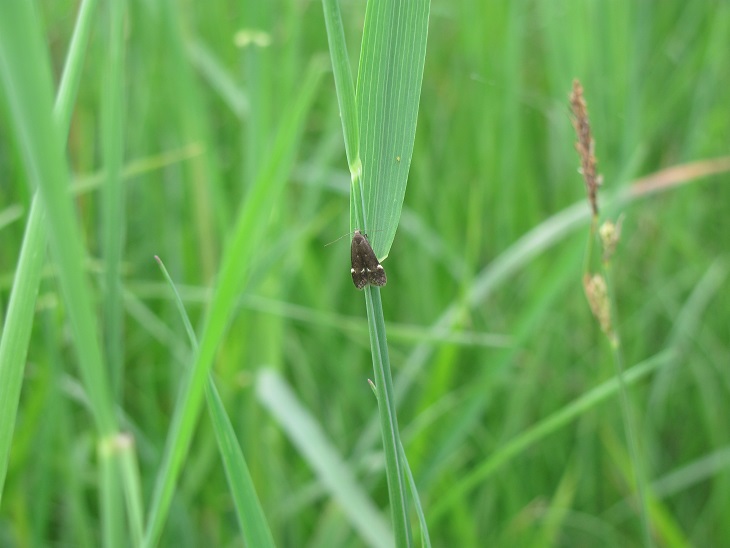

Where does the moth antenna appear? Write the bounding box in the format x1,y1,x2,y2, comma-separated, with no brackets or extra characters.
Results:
324,227,386,247
324,231,354,247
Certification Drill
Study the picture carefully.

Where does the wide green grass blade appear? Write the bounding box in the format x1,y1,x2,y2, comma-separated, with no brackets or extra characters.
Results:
354,0,430,258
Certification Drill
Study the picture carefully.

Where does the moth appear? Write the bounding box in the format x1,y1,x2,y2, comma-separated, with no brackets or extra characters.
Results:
350,230,387,289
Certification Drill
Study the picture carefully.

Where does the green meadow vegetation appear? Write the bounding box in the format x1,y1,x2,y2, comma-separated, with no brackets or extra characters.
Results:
2,0,730,546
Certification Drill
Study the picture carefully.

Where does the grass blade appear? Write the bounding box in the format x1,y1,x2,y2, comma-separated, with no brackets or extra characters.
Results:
101,0,127,396
365,286,412,546
428,350,675,522
355,0,430,257
0,2,133,544
154,256,276,548
321,0,360,168
323,1,431,544
0,0,116,440
0,0,104,502
142,60,324,547
0,197,46,503
257,369,392,547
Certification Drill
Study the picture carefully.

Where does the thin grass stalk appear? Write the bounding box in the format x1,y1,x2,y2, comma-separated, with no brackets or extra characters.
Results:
604,260,654,547
99,2,129,545
365,287,412,546
101,0,126,398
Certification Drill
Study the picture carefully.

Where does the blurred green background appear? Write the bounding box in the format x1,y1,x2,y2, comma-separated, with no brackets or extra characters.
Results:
1,0,730,546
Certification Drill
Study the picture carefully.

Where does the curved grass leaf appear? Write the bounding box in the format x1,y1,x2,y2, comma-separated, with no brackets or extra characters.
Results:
155,257,275,548
354,0,430,260
257,369,392,548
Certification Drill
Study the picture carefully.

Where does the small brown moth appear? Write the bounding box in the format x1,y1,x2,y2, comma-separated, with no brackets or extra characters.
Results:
350,230,387,289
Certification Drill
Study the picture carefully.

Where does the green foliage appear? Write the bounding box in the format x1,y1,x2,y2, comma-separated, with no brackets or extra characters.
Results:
353,0,429,260
1,1,730,546
322,1,429,543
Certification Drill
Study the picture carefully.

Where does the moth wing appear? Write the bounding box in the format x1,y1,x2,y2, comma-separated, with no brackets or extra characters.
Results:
367,264,387,287
351,236,368,289
352,268,368,289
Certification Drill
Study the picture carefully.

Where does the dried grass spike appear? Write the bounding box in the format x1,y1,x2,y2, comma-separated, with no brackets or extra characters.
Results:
570,79,601,216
